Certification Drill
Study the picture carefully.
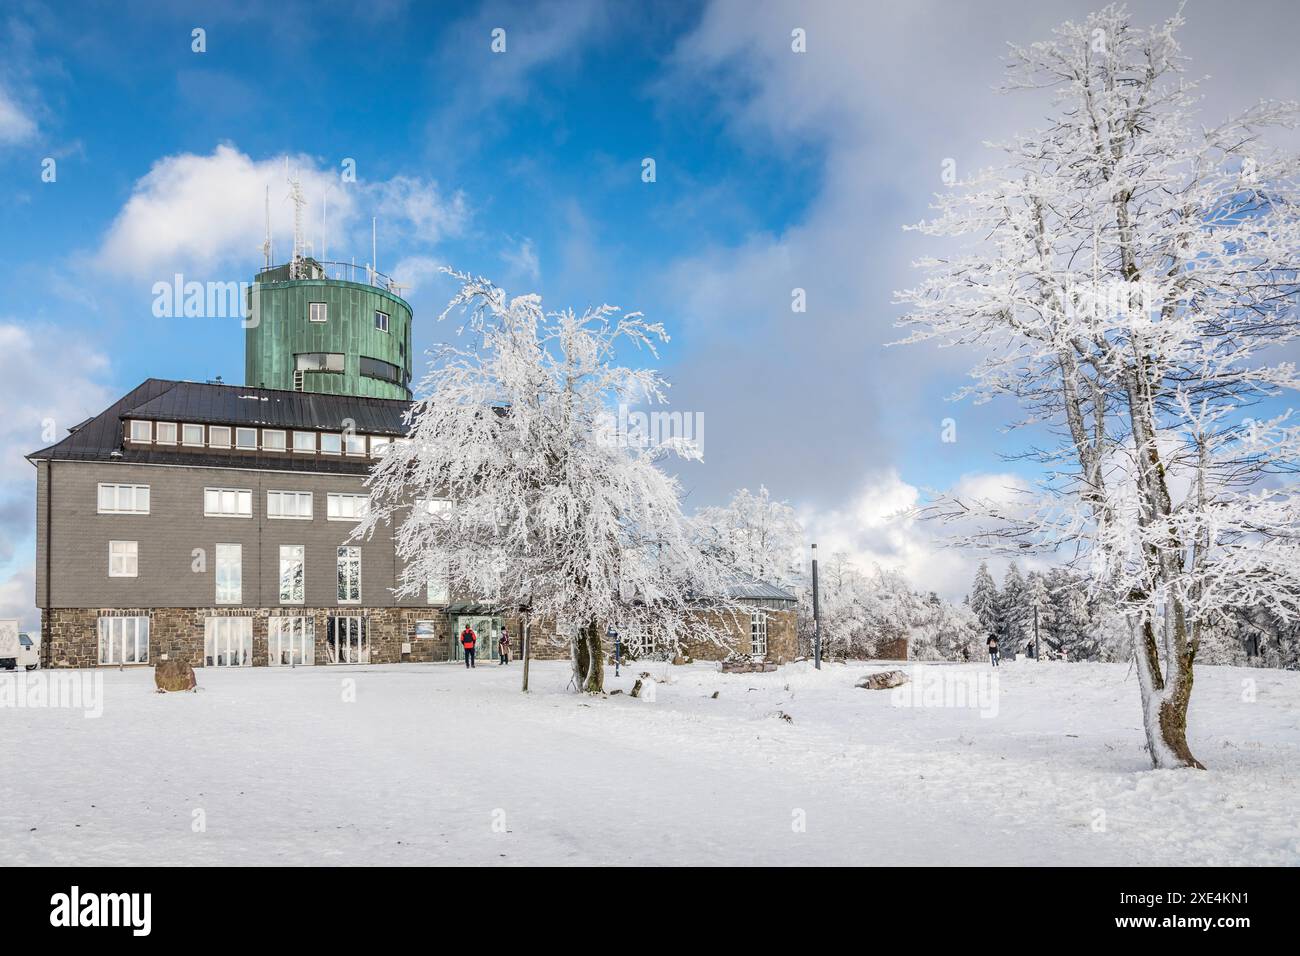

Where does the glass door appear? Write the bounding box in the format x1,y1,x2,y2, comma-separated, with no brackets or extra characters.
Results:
327,616,369,664
269,617,315,666
453,616,498,661
204,617,252,667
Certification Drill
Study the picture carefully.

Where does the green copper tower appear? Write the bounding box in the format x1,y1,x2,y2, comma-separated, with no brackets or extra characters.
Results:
245,257,413,400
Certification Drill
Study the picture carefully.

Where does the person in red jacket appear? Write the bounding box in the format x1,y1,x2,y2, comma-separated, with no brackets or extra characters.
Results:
460,625,477,669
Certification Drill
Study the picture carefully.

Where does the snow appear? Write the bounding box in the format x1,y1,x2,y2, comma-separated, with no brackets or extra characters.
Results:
2,659,1297,865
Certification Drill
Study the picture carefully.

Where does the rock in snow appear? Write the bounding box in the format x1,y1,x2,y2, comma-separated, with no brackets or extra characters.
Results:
856,670,909,690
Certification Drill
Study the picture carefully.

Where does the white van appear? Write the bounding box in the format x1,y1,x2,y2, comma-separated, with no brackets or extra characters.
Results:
0,619,19,670
17,633,39,670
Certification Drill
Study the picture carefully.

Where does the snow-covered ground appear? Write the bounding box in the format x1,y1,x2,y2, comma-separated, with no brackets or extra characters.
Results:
2,658,1297,865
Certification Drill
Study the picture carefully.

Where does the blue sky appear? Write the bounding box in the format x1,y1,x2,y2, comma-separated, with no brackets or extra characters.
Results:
1,0,1297,626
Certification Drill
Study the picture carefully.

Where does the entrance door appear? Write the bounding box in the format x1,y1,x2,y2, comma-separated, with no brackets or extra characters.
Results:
327,616,369,664
205,617,252,667
452,616,498,661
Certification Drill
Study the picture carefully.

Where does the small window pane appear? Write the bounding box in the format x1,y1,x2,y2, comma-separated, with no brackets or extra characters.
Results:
209,426,231,448
236,428,257,449
156,422,177,444
293,431,315,453
320,433,342,454
183,424,204,445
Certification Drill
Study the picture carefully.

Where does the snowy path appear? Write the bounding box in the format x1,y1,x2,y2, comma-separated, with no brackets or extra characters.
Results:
2,660,1297,865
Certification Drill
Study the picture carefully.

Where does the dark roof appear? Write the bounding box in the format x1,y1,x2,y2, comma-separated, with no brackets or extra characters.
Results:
26,378,413,475
719,571,798,603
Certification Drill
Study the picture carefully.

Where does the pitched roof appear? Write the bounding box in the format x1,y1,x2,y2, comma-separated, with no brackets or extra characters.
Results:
26,378,413,475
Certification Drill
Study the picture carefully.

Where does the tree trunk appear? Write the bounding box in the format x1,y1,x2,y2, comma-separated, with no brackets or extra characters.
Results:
521,618,531,693
1132,613,1205,770
570,620,604,693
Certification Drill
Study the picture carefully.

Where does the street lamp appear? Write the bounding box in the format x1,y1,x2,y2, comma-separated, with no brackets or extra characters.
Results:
811,543,821,670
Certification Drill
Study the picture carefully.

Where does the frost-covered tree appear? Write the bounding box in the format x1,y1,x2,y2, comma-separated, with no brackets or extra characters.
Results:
357,271,737,693
694,485,805,589
1026,571,1050,657
968,562,1000,640
1000,561,1029,652
898,6,1300,767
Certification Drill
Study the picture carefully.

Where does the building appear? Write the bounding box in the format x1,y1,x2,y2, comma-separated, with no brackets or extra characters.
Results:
27,257,797,670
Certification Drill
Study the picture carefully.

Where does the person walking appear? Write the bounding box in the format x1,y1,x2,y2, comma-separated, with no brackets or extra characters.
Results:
986,634,1000,667
498,628,510,665
460,624,478,669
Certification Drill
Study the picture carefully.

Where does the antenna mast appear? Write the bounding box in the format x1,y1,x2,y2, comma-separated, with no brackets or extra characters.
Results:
286,161,306,279
262,185,273,269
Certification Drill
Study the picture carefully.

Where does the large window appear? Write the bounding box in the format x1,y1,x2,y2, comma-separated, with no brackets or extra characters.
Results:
279,545,305,604
426,566,450,605
327,493,368,521
215,543,241,604
309,302,328,323
204,487,252,518
326,616,368,664
109,540,138,577
235,427,258,450
345,432,366,456
269,617,314,666
369,436,391,457
293,431,316,453
98,483,150,515
204,617,252,667
262,430,287,452
296,352,345,372
98,616,149,665
209,425,232,449
128,420,152,442
182,423,205,446
320,433,342,455
750,611,768,658
267,491,313,519
360,356,402,385
336,547,361,604
155,422,177,444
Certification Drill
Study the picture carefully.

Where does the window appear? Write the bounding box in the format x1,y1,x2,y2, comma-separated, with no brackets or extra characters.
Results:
293,431,316,454
109,540,138,577
128,420,152,443
320,433,342,455
155,422,177,444
204,487,252,518
626,622,654,657
337,547,361,604
182,423,205,446
262,429,286,452
204,617,252,667
327,493,369,521
97,616,149,665
279,545,305,604
326,616,368,664
209,425,232,449
296,352,345,372
345,433,367,456
374,310,389,332
98,483,150,515
426,568,449,605
750,611,768,658
360,356,402,384
269,617,314,666
235,427,258,450
309,301,328,323
267,490,313,519
215,543,241,604
369,436,391,457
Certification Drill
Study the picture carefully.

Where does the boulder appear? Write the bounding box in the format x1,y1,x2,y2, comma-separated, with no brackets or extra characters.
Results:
155,658,197,693
856,669,909,690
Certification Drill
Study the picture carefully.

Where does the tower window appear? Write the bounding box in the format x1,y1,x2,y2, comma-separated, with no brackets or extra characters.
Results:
360,356,401,384
374,310,389,333
309,302,328,323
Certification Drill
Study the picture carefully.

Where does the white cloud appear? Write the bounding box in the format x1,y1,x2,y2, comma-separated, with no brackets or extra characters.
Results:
500,236,539,281
390,255,445,295
800,468,1041,601
95,145,468,280
0,85,36,143
0,322,117,633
